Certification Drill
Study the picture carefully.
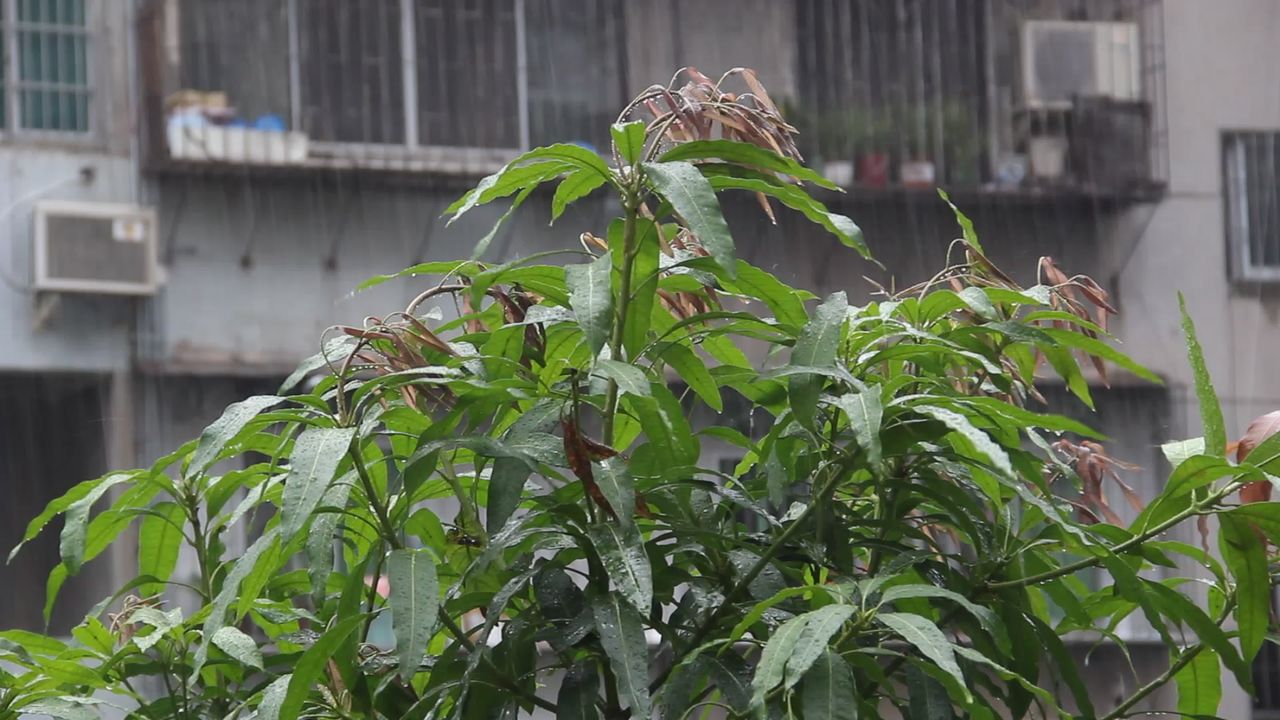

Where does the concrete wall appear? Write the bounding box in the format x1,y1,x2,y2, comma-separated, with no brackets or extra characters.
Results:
0,1,139,373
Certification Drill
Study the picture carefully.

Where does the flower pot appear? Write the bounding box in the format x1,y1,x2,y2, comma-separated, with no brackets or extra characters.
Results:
900,160,936,189
821,159,854,188
856,152,890,188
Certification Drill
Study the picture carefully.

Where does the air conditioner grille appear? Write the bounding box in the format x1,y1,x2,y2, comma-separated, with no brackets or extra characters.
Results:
45,215,152,285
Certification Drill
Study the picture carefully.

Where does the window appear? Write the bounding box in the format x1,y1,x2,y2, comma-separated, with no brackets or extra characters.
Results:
175,0,626,155
1,0,91,134
1224,131,1280,280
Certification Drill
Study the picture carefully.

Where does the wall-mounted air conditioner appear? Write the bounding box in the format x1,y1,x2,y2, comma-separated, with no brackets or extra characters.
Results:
1021,20,1141,109
33,200,160,295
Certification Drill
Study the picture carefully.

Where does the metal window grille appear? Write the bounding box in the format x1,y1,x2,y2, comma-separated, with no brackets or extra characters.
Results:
2,0,91,133
1224,131,1280,280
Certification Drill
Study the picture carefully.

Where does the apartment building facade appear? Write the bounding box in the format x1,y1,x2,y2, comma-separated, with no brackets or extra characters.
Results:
3,1,1280,716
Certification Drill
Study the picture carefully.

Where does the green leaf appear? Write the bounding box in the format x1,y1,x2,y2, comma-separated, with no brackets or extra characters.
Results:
355,260,476,292
280,426,357,540
16,698,100,720
1039,327,1161,384
1162,437,1205,469
831,386,882,465
189,395,286,477
589,523,651,613
916,405,1013,478
594,457,635,526
137,501,185,594
590,592,650,720
445,159,574,221
553,168,608,222
627,382,699,465
875,612,970,701
10,471,133,564
751,612,811,705
212,626,264,670
1145,582,1252,691
306,473,354,596
488,400,562,534
195,527,280,674
558,659,603,720
785,604,856,688
658,139,839,190
594,359,650,399
937,189,981,253
957,286,997,321
879,585,1008,654
131,606,183,652
789,292,848,429
801,650,857,720
257,675,290,720
613,218,660,358
660,342,722,411
611,121,646,164
566,254,614,356
388,548,440,680
720,259,809,328
1133,455,1239,533
57,473,132,574
1220,515,1269,662
1230,502,1280,538
1175,647,1221,718
1179,294,1226,456
906,663,954,720
642,160,737,277
279,614,366,720
701,171,867,257
471,184,536,260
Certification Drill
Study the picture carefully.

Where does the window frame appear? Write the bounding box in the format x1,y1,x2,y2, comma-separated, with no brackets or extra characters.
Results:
1223,129,1280,283
0,0,98,144
283,0,530,164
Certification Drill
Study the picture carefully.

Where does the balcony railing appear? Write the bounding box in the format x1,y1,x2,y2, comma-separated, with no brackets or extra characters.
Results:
137,0,1166,203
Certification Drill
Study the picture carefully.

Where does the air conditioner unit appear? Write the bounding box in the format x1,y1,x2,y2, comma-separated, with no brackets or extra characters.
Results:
33,200,160,295
1021,20,1141,108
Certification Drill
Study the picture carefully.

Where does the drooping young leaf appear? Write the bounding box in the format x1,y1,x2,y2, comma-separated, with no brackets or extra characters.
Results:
801,650,857,720
280,426,357,540
388,548,440,680
567,254,614,356
136,501,185,595
875,613,970,700
789,292,848,429
188,395,287,477
1219,514,1269,662
611,121,646,165
642,160,737,277
1179,294,1226,456
588,523,651,613
590,592,650,720
1175,647,1222,718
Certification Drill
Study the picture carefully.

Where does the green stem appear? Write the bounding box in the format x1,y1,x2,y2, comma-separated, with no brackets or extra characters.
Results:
351,447,403,551
601,196,641,446
984,481,1242,590
1101,598,1235,720
436,609,558,713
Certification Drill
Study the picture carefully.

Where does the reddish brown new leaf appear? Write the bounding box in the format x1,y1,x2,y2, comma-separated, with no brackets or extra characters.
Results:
563,419,617,520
